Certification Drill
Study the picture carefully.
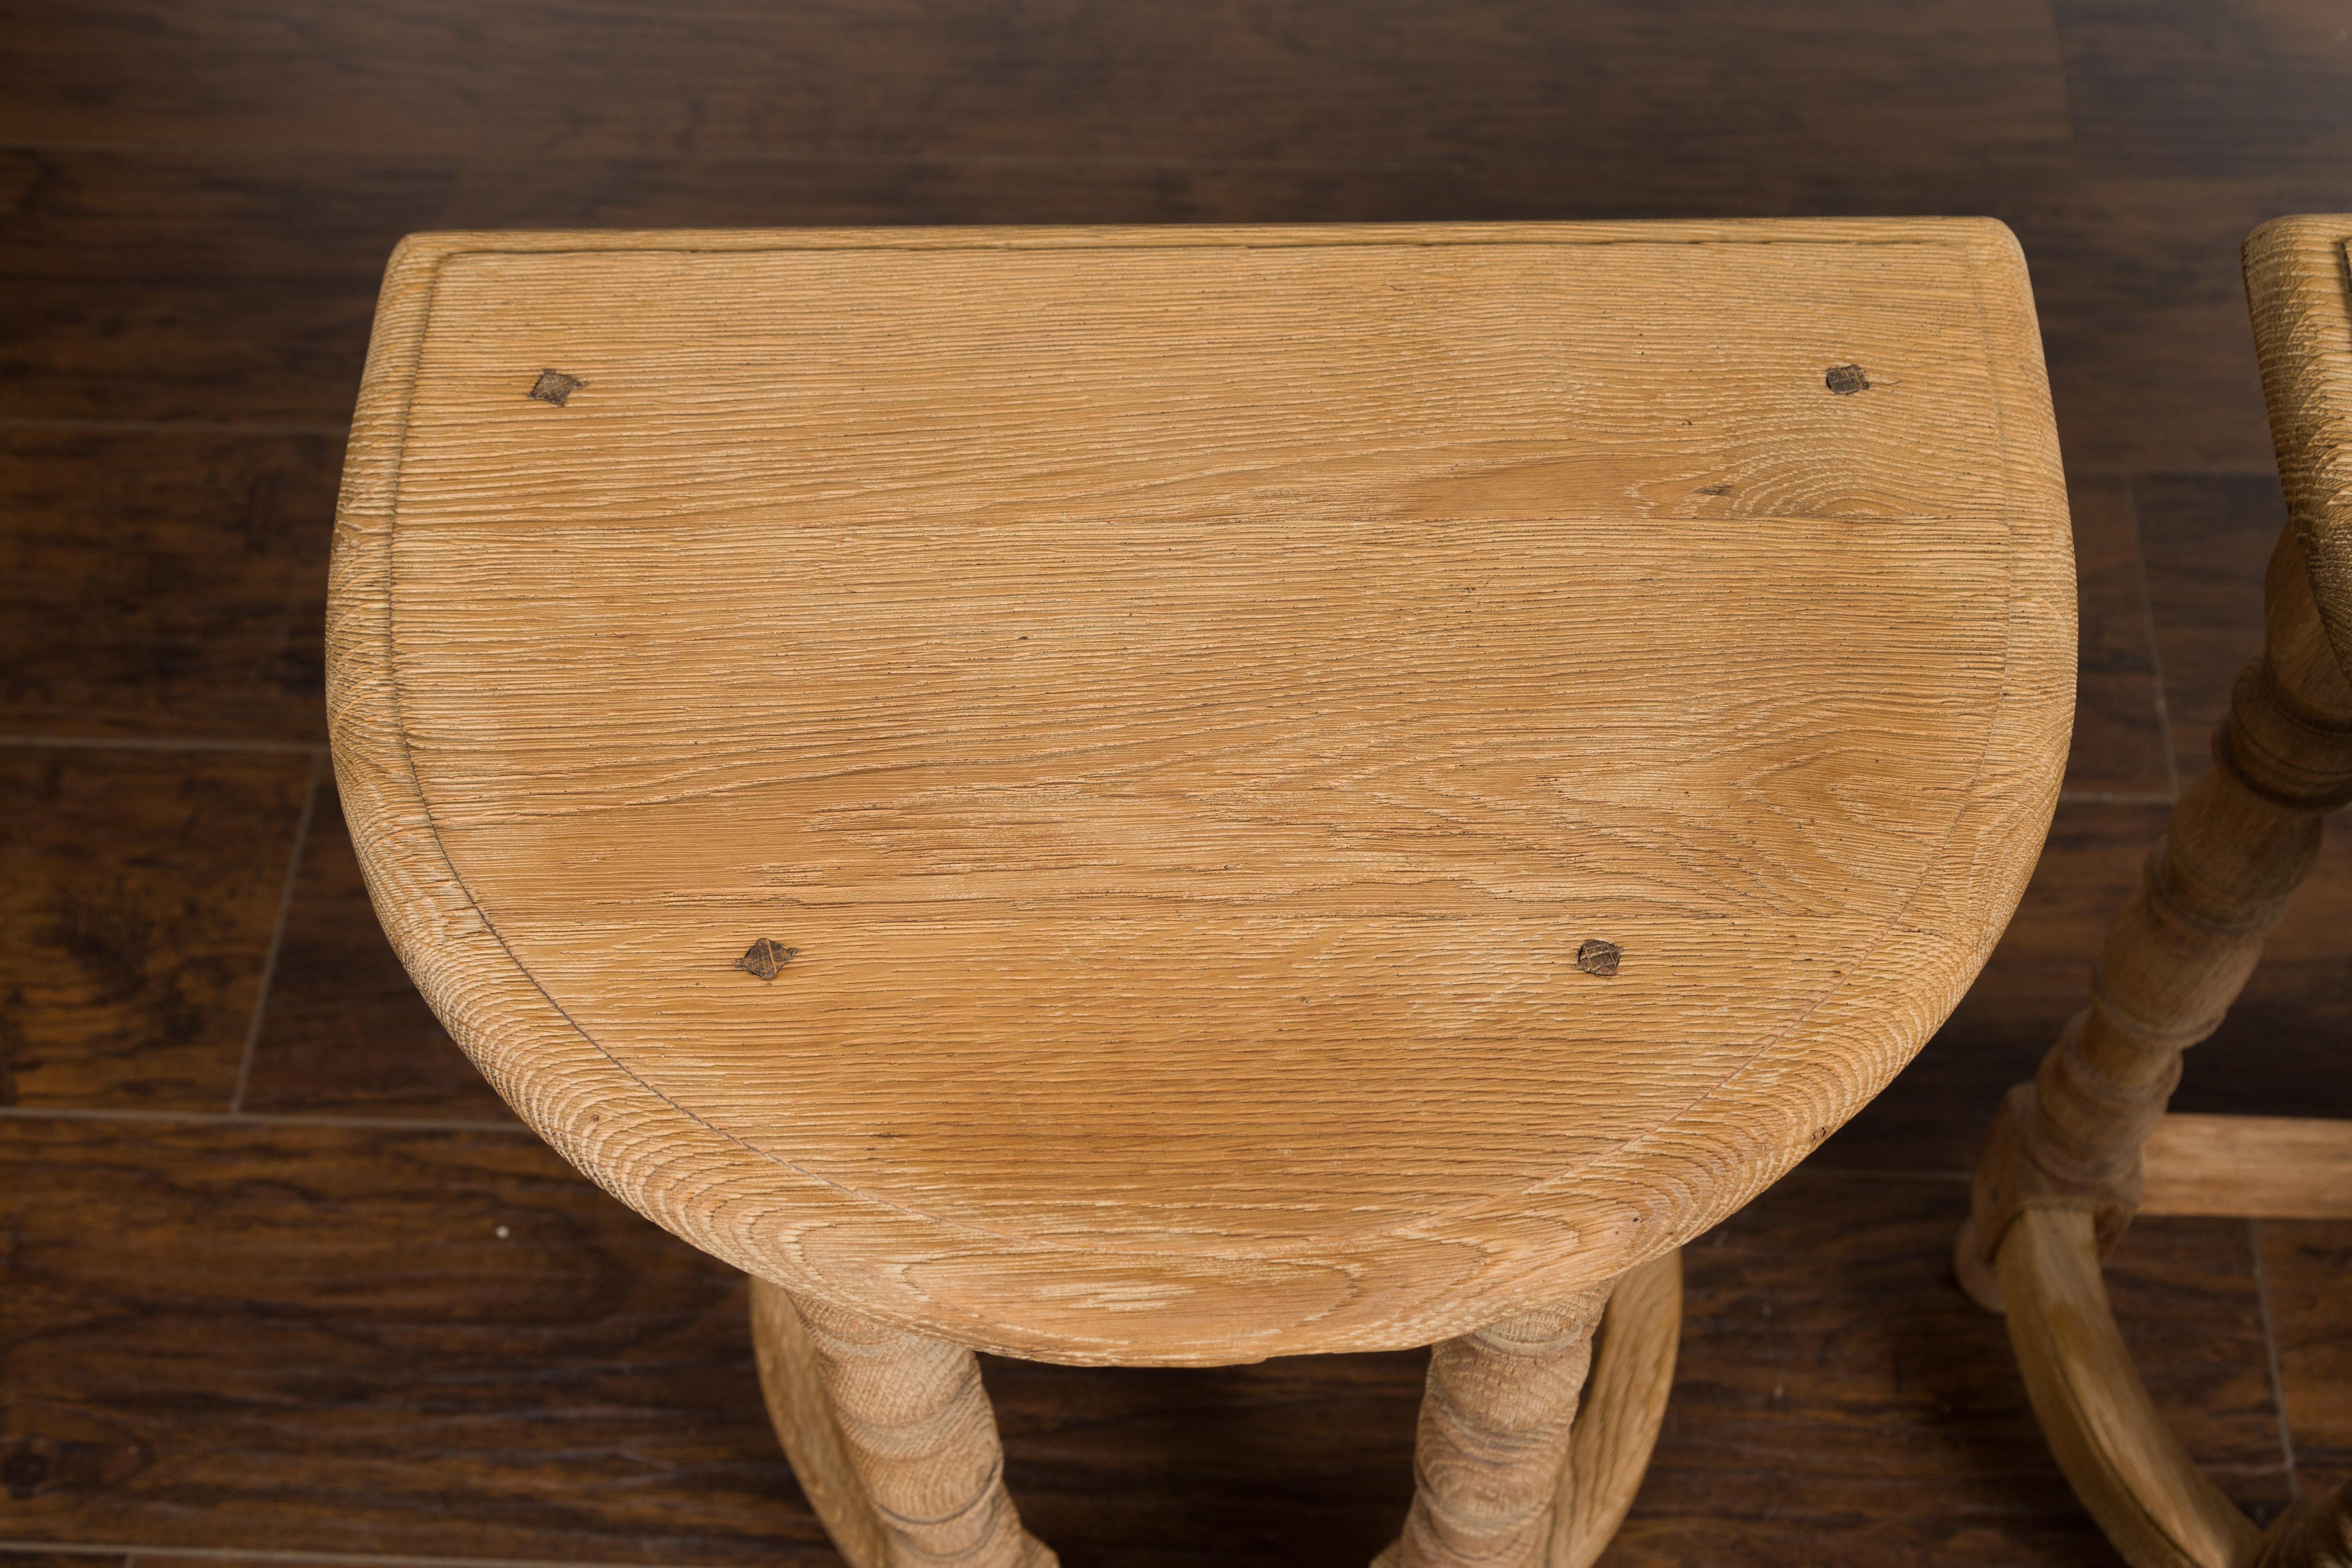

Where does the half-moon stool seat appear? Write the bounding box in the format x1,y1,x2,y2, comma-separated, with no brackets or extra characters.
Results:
328,220,2073,1566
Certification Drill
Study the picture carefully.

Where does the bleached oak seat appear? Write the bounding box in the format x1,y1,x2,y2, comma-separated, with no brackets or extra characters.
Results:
328,221,2072,1567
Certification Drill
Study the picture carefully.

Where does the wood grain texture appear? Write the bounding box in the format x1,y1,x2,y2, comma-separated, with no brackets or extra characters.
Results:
1384,1286,1611,1568
2138,1117,2352,1220
1945,214,2352,1568
0,1,2070,174
1554,1250,1681,1568
16,3,2352,1560
0,142,2026,428
781,1291,1057,1568
2261,1220,2352,1512
1599,1176,2290,1565
2057,1,2352,180
1960,525,2352,1288
1996,1207,2262,1568
0,747,312,1110
754,1276,896,1568
3,1143,2289,1565
1,146,2303,472
2004,174,2316,472
2245,217,2352,676
976,1346,1426,1565
328,220,2072,1365
0,1116,835,1562
240,783,514,1121
2137,474,2352,1131
1821,799,2171,1173
0,431,339,742
0,144,406,425
116,1561,460,1568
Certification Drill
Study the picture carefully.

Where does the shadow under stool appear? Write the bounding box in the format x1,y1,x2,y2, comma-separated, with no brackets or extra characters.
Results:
327,219,2073,1565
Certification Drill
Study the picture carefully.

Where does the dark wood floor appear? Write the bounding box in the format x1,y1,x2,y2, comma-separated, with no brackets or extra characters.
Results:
3,3,2349,1563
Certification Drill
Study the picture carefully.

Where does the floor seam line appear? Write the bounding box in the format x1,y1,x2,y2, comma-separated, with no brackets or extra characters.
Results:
230,751,325,1114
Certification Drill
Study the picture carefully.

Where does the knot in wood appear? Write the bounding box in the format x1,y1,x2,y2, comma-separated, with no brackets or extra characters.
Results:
1574,939,1621,977
527,369,585,406
1824,363,1870,395
737,938,798,982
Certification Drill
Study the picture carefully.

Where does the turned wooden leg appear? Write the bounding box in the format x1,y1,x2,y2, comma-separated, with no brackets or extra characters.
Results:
1957,525,2352,1568
1379,1282,1615,1568
1552,1249,1683,1568
2255,1484,2352,1568
1959,524,2352,1306
750,1277,1056,1568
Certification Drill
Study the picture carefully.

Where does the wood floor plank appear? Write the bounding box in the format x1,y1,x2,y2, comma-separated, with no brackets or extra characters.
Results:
0,430,339,741
2139,471,2291,781
2056,0,2352,179
0,146,437,426
0,0,2071,173
985,1348,1424,1565
2167,817,2352,1127
7,152,2310,471
2102,1217,2298,1525
1543,1174,2285,1561
118,1559,523,1568
0,144,2027,427
0,748,312,1112
0,1118,831,1562
241,784,512,1123
1000,1171,2287,1564
116,1560,475,1568
2258,1219,2352,1505
2063,472,2172,796
1997,173,2352,472
0,1123,2297,1565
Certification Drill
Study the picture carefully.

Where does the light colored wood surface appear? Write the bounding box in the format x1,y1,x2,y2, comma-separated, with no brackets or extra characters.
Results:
754,1276,1058,1568
328,221,2072,1364
1554,1249,1682,1568
1958,522,2352,1307
764,1253,1680,1568
1374,1253,1681,1568
777,1288,1056,1568
2246,217,2352,676
1997,1207,2261,1568
750,1276,894,1568
1386,1285,1613,1568
2138,1114,2352,1219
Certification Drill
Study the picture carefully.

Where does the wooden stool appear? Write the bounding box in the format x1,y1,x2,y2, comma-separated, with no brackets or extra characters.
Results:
328,220,2072,1566
1955,214,2352,1568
